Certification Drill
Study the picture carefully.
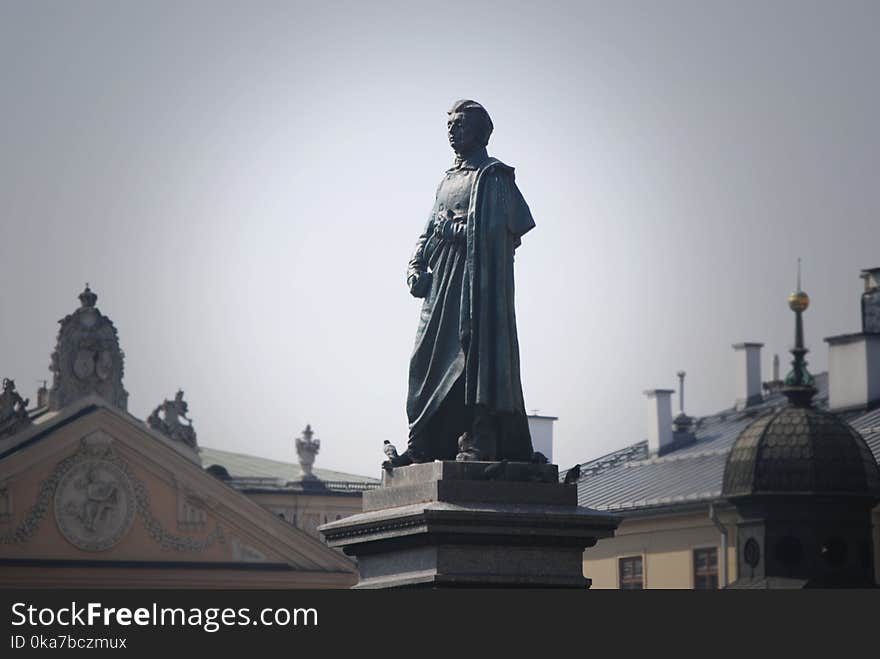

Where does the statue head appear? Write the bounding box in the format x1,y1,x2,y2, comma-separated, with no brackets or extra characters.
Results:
447,100,493,156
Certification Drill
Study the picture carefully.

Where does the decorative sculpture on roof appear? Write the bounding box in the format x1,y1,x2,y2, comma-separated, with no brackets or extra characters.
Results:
0,378,31,438
295,425,320,480
389,100,537,468
148,390,197,450
48,285,128,411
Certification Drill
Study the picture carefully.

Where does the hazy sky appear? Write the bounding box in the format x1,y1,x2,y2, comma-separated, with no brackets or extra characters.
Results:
2,1,878,477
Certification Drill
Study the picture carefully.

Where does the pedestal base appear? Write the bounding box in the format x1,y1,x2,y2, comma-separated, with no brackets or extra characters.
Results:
319,461,619,589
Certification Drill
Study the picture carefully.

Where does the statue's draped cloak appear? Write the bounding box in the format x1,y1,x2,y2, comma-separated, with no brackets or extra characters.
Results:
407,157,535,458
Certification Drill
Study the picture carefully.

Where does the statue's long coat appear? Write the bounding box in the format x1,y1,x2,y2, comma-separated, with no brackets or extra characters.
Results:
406,157,535,459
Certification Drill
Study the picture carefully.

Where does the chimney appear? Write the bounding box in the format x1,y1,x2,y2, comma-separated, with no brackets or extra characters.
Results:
672,371,694,436
645,389,674,455
861,267,880,333
526,413,557,463
732,343,763,410
824,268,880,411
36,380,49,408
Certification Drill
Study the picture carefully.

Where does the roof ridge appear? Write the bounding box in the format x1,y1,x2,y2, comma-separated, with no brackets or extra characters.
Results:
626,447,732,467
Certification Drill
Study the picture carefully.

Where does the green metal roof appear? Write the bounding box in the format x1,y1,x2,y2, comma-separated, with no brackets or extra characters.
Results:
199,446,379,485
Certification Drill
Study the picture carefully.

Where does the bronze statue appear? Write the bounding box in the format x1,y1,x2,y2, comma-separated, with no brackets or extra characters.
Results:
390,100,536,467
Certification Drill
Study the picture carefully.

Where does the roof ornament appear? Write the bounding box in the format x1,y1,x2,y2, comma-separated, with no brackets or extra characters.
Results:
78,283,98,308
48,286,128,411
0,378,31,438
296,424,321,480
783,258,817,407
148,389,197,450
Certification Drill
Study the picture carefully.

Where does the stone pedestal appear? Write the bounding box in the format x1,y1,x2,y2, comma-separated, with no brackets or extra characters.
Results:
319,461,619,588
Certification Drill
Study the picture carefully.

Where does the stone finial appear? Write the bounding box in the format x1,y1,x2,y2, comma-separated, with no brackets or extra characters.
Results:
48,286,128,411
78,283,97,308
148,389,197,450
295,424,321,480
0,378,31,438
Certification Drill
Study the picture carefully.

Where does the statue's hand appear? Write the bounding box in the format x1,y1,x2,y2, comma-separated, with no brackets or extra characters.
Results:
408,271,432,298
434,218,466,244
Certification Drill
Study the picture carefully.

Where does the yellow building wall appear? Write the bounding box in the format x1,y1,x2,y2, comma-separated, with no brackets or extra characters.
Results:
248,491,363,538
583,509,738,589
585,504,880,589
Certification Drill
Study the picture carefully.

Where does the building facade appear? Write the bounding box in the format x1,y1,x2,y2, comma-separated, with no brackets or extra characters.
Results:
0,287,375,588
576,268,880,588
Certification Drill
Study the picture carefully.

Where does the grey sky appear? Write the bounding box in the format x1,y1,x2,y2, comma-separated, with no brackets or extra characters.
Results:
1,1,878,476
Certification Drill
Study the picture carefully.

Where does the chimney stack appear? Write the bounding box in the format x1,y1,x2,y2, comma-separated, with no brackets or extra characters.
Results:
645,389,674,455
861,267,880,333
672,371,694,436
526,413,557,463
824,267,880,411
36,380,49,408
732,343,763,410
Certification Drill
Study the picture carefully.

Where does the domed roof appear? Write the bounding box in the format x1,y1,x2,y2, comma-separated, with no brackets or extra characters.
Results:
723,405,880,497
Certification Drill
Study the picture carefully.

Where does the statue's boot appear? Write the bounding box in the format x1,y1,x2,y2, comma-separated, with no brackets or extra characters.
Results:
385,440,431,469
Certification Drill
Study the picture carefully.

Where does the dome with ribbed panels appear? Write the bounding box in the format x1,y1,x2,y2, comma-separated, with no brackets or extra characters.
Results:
722,405,880,497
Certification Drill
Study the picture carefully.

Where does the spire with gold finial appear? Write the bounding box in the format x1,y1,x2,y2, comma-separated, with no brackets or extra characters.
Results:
783,258,816,406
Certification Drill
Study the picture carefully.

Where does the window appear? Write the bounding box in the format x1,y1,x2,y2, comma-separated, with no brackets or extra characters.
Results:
619,556,643,590
693,547,718,589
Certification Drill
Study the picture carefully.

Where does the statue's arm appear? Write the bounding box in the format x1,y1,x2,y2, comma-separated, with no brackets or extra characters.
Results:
503,172,535,248
406,216,434,298
483,167,535,249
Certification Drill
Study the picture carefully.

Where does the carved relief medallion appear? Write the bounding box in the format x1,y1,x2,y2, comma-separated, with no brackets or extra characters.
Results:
54,459,135,551
73,349,95,380
95,351,114,381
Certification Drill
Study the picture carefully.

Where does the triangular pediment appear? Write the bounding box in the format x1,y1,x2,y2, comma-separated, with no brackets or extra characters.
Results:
0,397,356,587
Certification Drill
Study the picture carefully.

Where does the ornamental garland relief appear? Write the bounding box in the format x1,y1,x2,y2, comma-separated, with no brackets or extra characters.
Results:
0,432,223,553
53,458,135,551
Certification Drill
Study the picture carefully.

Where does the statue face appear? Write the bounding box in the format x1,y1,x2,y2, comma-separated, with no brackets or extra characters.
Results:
447,111,480,155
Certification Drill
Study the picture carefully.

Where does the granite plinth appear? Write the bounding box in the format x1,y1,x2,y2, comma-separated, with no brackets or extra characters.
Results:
319,461,619,588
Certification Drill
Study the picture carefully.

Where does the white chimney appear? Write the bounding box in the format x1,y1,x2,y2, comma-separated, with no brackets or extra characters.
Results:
526,414,557,463
824,268,880,411
825,335,880,410
645,389,674,455
732,343,763,410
